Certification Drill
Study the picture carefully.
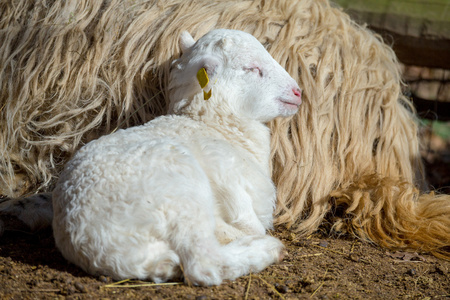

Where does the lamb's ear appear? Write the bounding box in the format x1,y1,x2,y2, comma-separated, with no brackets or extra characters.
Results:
198,55,221,78
179,31,195,53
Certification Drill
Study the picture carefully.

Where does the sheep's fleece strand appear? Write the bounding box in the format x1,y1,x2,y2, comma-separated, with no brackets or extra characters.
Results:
1,0,449,257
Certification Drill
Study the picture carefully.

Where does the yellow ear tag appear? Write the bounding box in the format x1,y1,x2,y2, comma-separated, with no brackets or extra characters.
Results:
197,68,209,88
203,89,212,100
196,68,212,100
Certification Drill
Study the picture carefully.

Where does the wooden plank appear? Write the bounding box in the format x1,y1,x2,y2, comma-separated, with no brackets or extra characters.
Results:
333,0,450,69
412,95,450,121
372,27,450,69
334,0,450,24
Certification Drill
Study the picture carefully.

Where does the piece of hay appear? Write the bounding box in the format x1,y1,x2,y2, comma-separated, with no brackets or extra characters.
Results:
0,0,448,256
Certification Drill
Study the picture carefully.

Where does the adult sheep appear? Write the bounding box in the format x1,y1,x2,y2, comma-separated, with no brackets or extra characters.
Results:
0,0,449,258
52,29,300,285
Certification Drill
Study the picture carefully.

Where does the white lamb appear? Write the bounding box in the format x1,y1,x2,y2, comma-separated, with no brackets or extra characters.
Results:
52,29,302,286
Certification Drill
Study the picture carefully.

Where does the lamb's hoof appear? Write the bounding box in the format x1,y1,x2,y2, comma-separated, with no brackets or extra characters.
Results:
183,263,223,286
278,248,288,263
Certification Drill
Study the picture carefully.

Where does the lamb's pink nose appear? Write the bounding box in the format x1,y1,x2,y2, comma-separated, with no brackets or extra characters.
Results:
292,88,302,103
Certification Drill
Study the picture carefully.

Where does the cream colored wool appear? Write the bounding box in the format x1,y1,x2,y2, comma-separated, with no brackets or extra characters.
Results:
0,0,449,257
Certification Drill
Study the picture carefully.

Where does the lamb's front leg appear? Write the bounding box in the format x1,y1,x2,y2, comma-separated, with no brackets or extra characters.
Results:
212,179,284,281
213,182,275,244
167,183,283,286
197,141,276,242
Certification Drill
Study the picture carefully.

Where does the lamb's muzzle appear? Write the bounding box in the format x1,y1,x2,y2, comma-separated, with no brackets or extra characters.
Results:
279,87,302,109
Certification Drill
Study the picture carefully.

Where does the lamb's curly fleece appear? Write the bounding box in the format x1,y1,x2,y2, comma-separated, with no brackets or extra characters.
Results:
0,0,449,258
52,29,300,285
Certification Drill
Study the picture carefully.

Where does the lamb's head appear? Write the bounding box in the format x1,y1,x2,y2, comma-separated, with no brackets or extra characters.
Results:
168,29,301,123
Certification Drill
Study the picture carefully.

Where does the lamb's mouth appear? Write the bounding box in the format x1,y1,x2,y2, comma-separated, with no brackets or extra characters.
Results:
279,99,301,109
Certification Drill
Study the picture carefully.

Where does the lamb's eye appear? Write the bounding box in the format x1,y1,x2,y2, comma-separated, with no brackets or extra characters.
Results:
255,67,263,77
245,67,263,77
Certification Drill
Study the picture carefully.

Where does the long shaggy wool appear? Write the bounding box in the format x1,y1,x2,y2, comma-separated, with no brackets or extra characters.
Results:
1,0,449,257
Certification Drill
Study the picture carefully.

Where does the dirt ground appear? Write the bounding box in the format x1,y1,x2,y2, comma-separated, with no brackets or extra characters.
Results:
0,224,449,300
0,131,449,299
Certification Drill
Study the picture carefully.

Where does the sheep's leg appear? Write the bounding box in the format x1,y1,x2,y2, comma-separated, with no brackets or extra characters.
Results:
214,202,266,244
129,240,182,283
198,143,275,241
170,219,284,286
166,197,225,286
163,181,282,286
213,184,272,244
0,193,53,232
174,229,284,284
165,190,283,286
220,235,284,281
221,186,267,235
